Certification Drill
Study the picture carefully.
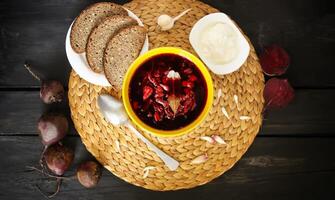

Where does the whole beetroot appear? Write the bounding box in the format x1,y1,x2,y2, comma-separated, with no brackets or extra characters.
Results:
264,78,294,109
40,80,65,104
77,161,102,188
260,45,290,76
44,143,74,176
24,62,64,104
38,113,68,147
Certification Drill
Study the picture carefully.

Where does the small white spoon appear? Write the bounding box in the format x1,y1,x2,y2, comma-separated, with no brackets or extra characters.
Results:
97,94,179,171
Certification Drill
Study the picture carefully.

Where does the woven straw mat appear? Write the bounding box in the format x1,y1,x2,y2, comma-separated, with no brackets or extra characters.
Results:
68,0,264,191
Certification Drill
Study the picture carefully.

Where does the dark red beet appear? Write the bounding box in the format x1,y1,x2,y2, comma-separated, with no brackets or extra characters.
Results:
264,78,294,109
40,80,65,104
143,85,153,100
44,143,74,176
77,161,102,188
24,62,64,104
260,45,290,76
38,113,68,146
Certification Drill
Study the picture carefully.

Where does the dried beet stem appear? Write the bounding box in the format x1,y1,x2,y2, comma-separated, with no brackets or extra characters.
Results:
24,62,41,82
48,179,62,198
39,146,48,170
26,166,76,180
262,98,274,113
27,165,75,199
35,178,62,199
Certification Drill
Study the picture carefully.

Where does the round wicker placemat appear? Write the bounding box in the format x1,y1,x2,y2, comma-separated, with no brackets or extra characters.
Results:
68,0,264,191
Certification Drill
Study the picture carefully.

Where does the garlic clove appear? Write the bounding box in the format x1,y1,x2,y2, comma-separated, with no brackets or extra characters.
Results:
143,169,150,178
217,89,222,99
167,70,181,79
115,140,120,152
212,135,226,145
233,94,239,109
240,116,251,120
143,166,156,178
221,106,230,119
191,154,208,164
143,166,156,171
200,136,215,144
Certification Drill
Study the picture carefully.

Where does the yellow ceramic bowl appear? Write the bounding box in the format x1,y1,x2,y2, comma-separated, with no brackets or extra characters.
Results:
122,47,214,137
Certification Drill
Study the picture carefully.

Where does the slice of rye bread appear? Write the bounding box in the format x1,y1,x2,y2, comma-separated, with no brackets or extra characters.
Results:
104,25,146,92
70,2,127,53
86,15,137,73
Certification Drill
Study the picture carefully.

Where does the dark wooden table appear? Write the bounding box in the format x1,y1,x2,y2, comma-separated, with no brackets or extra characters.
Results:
1,0,335,199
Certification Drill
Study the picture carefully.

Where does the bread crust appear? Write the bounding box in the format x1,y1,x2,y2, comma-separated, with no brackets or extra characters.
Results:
86,15,137,73
70,2,127,53
103,25,146,92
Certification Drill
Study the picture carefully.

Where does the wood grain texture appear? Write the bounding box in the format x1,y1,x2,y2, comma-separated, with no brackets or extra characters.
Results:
0,0,129,88
0,91,77,136
0,0,334,87
1,90,334,136
0,0,334,198
0,136,334,200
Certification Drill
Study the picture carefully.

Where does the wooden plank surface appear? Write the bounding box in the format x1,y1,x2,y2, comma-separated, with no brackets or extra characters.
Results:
0,136,334,200
0,91,77,136
0,0,334,87
1,0,334,199
1,90,334,136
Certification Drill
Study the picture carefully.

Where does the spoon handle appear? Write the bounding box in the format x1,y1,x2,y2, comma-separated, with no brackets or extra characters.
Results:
126,123,179,171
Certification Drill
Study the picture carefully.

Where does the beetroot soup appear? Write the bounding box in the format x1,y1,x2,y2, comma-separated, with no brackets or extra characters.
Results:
129,54,207,130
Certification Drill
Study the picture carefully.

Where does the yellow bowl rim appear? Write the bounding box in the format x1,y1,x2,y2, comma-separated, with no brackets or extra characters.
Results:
122,47,214,137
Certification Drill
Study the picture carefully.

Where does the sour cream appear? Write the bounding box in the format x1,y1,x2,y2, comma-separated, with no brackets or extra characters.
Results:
190,13,250,75
199,22,239,64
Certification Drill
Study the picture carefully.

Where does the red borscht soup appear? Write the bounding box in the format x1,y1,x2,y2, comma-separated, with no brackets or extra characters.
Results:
129,54,207,130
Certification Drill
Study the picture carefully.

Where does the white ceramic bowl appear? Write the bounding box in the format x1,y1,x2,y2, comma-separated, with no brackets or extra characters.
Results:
65,9,149,86
189,12,250,75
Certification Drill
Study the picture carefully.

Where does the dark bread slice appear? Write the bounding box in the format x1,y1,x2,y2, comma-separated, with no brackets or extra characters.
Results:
86,15,137,73
70,2,127,53
104,25,146,92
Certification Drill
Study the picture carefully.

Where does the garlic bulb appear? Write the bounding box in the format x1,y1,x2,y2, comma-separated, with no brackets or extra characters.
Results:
157,9,191,31
157,15,174,30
